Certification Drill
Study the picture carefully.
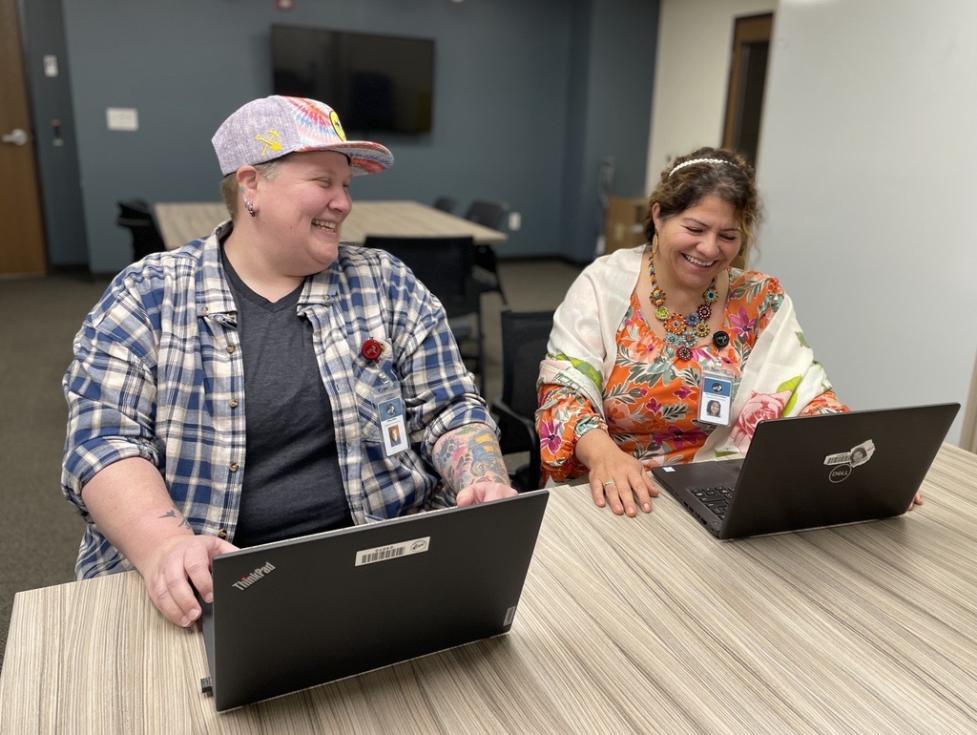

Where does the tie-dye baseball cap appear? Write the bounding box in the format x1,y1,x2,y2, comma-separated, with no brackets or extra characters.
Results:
212,95,393,176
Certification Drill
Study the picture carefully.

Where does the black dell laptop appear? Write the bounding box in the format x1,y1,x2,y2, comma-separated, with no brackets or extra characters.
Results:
651,403,958,540
199,489,549,711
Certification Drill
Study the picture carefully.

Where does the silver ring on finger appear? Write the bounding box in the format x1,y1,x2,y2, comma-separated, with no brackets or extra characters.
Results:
602,480,616,487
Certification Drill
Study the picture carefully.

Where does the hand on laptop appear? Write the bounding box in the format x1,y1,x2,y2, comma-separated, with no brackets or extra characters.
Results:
575,430,659,517
142,534,238,628
456,481,518,507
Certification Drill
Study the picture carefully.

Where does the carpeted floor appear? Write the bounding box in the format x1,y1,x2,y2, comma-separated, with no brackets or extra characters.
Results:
0,272,112,666
0,257,581,664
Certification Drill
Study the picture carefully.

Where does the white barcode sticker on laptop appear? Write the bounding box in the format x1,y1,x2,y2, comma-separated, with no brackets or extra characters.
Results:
355,536,431,567
823,451,851,466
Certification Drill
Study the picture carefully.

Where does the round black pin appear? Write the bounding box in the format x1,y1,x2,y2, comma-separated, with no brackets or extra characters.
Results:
712,330,730,349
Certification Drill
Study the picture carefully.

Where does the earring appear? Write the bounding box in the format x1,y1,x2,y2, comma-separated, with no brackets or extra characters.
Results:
245,199,256,218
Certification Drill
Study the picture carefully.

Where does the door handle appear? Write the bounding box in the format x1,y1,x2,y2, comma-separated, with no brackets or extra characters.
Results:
2,128,30,146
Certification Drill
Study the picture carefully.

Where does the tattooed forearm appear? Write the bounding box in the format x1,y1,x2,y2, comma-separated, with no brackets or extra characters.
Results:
158,509,191,529
432,424,509,492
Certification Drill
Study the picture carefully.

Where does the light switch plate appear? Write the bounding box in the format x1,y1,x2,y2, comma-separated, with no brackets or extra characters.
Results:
106,108,139,131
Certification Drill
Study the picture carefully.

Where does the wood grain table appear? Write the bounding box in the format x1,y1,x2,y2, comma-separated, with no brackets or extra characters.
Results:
154,201,506,251
3,444,976,733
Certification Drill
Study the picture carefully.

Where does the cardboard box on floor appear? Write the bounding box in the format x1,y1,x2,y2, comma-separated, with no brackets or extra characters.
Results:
604,196,648,253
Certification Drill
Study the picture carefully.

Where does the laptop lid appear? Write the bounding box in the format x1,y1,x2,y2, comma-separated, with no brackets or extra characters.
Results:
201,489,549,711
655,403,959,539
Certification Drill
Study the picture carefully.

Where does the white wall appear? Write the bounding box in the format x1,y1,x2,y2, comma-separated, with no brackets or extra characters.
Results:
754,0,977,444
645,0,776,190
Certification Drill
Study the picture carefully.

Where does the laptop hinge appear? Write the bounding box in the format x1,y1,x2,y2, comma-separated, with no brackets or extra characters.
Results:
200,677,214,696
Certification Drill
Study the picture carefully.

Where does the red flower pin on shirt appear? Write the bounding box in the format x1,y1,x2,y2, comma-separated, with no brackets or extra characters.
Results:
361,338,383,362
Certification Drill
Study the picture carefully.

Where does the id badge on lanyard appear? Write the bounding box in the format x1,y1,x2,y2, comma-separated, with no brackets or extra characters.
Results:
373,379,408,457
698,368,734,427
362,338,408,457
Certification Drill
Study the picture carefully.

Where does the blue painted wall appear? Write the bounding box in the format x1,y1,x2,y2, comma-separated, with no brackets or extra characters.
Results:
59,0,657,272
21,0,88,266
561,0,659,262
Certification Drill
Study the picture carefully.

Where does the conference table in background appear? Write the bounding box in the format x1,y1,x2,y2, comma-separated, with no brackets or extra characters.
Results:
154,200,507,251
3,444,977,733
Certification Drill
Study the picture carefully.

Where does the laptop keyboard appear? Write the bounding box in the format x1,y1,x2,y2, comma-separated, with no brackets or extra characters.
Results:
691,485,735,519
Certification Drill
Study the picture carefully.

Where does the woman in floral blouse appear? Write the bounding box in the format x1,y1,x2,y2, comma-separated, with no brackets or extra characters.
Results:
536,147,850,517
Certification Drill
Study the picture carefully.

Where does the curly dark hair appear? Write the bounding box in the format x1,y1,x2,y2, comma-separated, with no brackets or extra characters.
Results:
644,147,762,264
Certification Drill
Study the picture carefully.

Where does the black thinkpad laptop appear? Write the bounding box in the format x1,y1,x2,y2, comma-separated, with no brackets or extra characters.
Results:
199,489,549,711
651,404,958,540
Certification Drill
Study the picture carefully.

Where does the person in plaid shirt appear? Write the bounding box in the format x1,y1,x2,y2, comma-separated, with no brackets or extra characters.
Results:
62,97,516,628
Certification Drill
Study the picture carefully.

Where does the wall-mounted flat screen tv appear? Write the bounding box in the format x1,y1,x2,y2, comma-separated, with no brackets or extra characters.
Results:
271,24,435,135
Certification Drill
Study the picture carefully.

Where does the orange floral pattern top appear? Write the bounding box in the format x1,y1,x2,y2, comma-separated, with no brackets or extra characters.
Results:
537,271,846,483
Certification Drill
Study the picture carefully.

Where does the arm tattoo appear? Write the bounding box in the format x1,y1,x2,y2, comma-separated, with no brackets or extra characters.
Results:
432,424,509,492
158,509,191,529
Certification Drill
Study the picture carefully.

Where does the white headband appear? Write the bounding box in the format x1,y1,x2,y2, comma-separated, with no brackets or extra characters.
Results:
668,157,732,177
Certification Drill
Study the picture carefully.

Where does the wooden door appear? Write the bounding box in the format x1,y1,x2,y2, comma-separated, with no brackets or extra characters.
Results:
0,0,47,275
721,13,774,167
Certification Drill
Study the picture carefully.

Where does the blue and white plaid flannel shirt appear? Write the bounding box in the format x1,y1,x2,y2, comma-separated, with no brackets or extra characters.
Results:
62,223,493,578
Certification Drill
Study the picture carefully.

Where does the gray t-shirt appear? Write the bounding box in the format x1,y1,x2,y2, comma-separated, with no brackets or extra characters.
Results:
221,249,351,547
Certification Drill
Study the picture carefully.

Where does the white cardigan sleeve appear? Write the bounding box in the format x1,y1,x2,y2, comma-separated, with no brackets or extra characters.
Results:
538,246,645,415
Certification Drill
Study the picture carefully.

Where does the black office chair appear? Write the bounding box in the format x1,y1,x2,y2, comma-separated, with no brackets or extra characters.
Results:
463,199,509,306
432,196,458,214
116,199,165,262
491,310,554,491
363,235,486,393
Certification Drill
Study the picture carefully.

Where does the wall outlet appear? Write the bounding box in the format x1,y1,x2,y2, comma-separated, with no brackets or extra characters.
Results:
508,211,521,231
106,108,139,131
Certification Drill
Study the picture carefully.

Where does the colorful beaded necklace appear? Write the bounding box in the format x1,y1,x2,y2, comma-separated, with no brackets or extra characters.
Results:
648,250,717,362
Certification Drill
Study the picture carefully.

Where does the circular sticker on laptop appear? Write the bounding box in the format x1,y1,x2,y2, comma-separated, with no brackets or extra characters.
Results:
828,464,853,483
